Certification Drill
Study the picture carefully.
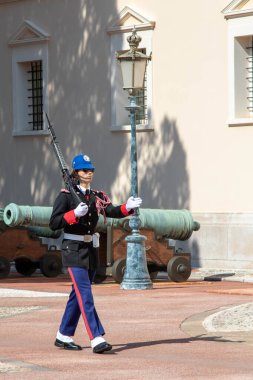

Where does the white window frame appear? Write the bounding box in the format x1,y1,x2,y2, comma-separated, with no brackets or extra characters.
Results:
107,7,155,132
8,20,50,136
223,2,253,126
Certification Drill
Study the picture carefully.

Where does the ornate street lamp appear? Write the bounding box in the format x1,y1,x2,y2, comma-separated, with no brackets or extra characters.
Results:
116,28,153,290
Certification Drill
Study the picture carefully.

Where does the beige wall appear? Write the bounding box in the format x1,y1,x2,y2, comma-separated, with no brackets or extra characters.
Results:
0,0,237,212
0,0,125,206
1,0,253,269
116,0,247,213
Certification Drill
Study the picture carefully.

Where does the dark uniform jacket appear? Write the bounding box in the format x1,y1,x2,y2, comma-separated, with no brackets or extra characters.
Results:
49,187,131,269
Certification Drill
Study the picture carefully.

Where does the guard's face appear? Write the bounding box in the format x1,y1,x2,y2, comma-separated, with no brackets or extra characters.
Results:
76,169,94,184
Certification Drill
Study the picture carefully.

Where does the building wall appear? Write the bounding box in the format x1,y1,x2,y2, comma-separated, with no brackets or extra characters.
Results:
0,0,253,269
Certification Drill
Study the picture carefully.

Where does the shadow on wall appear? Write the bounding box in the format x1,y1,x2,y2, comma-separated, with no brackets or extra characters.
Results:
190,239,201,267
138,116,190,209
0,0,121,206
1,2,189,212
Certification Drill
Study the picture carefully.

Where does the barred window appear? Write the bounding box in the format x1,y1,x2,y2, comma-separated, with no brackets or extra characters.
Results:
135,48,148,125
223,5,253,127
9,21,49,136
27,60,43,130
246,37,253,115
135,71,148,125
232,36,253,119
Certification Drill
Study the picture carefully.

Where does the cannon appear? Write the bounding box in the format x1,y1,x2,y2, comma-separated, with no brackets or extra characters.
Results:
4,203,199,239
2,203,200,282
0,207,62,279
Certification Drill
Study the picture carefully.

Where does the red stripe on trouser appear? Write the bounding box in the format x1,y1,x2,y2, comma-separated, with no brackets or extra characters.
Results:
68,267,94,340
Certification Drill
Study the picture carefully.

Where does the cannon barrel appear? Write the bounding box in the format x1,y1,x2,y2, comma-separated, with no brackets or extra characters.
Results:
3,204,61,238
0,208,7,232
4,203,52,227
3,203,200,241
27,226,62,239
97,209,200,240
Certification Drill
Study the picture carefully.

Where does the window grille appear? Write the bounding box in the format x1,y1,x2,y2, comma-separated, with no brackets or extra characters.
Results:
27,60,43,130
246,37,253,115
135,71,147,125
135,48,147,125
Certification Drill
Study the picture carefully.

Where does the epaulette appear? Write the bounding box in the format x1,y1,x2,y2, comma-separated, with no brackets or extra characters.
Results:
60,189,70,193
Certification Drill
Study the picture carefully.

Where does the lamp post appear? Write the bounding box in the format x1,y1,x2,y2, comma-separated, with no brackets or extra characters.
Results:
117,28,153,290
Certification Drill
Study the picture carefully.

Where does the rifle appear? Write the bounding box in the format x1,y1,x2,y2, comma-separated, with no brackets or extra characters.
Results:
45,113,82,206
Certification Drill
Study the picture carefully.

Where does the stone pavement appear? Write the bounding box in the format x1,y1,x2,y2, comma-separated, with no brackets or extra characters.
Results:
190,268,253,283
0,272,253,379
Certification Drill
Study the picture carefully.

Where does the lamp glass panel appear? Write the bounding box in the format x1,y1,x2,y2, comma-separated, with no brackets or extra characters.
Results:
120,60,133,89
133,60,147,88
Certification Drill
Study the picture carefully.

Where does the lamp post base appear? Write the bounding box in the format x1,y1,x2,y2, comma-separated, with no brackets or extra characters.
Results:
121,233,153,290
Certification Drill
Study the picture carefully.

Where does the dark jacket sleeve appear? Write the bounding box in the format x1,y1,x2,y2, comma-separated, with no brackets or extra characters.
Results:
49,192,76,230
102,196,133,219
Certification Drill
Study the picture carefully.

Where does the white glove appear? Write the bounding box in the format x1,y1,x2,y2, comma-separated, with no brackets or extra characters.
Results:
74,202,88,218
126,196,142,211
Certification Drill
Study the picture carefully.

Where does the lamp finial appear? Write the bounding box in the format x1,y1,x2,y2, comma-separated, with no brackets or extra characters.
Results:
127,27,141,54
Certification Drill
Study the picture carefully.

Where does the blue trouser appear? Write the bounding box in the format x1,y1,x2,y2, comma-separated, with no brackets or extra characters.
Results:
59,267,105,340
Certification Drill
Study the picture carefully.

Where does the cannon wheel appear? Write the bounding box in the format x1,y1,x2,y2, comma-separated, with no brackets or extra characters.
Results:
40,254,62,278
14,257,37,276
167,256,191,282
112,258,126,284
0,256,10,278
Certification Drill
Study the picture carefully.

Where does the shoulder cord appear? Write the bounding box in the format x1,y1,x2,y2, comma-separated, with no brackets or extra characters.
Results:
94,190,112,223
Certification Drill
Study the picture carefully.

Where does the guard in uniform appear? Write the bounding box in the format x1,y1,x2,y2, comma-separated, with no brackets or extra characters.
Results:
49,154,142,354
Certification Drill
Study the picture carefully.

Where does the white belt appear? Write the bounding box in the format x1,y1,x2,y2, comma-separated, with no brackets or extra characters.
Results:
63,233,93,243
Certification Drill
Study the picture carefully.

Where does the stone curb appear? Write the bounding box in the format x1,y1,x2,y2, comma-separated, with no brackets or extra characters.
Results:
181,303,253,346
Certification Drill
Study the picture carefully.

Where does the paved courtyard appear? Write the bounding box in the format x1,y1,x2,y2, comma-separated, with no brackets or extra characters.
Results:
0,273,253,379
